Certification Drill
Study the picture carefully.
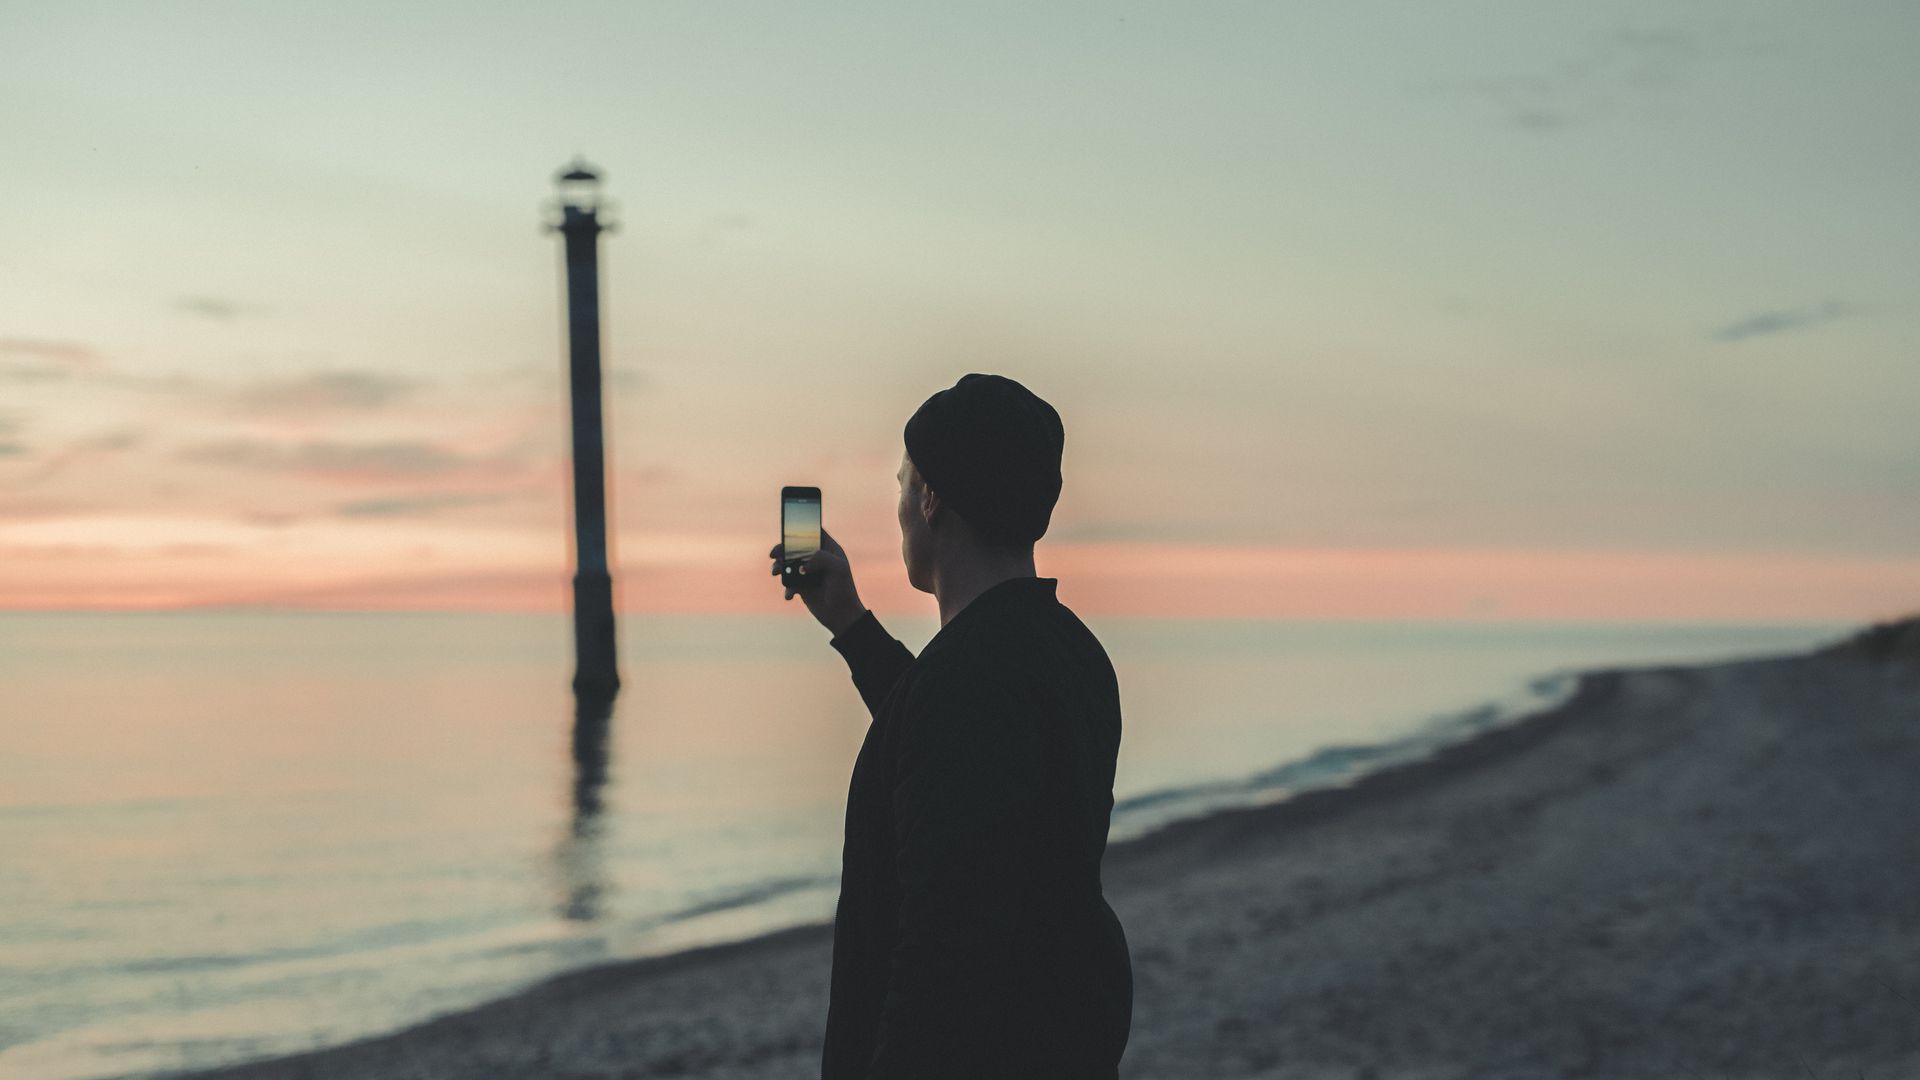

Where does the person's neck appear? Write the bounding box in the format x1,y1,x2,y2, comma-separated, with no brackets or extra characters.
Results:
931,549,1039,628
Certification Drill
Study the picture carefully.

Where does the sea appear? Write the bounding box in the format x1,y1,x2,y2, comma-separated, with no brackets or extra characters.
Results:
0,610,1847,1079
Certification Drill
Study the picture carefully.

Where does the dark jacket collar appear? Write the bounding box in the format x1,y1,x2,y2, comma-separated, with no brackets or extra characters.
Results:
968,575,1058,611
928,575,1058,648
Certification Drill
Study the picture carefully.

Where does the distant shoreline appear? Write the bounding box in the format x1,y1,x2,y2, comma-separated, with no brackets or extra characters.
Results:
143,616,1920,1078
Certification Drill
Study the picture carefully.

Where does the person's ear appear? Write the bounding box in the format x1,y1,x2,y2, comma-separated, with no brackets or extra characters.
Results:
919,483,940,528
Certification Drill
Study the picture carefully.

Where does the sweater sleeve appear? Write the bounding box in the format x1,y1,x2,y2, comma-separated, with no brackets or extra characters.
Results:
866,669,1050,1077
829,609,916,721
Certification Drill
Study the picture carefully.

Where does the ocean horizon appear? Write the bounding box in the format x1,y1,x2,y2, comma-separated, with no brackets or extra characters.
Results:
0,610,1850,1080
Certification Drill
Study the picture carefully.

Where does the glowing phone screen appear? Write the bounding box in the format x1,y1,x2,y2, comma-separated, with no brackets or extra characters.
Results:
783,494,820,563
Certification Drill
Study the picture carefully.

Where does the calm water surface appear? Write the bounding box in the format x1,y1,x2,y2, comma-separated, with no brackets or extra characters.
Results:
0,611,1845,1079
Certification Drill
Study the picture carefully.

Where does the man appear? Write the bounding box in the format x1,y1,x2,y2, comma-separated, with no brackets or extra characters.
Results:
769,373,1132,1078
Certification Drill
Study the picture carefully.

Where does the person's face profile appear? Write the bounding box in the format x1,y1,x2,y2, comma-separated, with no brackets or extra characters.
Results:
897,452,932,593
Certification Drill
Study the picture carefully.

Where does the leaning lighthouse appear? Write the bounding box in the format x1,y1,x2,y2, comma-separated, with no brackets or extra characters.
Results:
547,158,620,699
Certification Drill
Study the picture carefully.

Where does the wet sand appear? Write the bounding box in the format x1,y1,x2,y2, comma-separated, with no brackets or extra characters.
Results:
165,619,1920,1080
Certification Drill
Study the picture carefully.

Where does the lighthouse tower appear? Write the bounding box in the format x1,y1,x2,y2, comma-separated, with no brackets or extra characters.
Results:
547,159,620,699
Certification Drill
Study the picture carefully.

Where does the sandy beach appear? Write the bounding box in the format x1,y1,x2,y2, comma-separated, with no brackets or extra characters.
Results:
161,618,1920,1080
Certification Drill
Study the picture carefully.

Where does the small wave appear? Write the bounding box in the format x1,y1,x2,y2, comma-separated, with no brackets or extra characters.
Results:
1112,781,1240,816
655,874,837,926
1110,672,1582,840
1249,741,1395,788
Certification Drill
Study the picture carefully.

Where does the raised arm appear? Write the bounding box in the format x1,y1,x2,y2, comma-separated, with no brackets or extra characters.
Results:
829,609,915,720
772,527,909,717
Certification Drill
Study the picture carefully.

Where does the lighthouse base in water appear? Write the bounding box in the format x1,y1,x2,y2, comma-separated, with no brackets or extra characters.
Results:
572,570,619,700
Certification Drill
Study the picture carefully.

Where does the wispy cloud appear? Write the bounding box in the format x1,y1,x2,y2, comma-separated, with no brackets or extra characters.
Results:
0,338,100,381
0,339,98,365
1425,26,1704,132
608,365,652,393
178,437,495,480
334,492,511,517
0,341,206,395
692,211,757,248
229,370,420,413
176,296,265,320
5,429,146,487
1711,300,1849,343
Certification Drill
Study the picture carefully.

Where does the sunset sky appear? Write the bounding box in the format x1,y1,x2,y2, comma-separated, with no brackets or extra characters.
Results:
2,2,1916,621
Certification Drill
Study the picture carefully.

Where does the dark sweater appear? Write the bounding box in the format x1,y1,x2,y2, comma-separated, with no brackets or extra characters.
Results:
819,576,1132,1079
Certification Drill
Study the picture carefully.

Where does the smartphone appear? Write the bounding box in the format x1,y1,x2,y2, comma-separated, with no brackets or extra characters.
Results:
781,486,822,592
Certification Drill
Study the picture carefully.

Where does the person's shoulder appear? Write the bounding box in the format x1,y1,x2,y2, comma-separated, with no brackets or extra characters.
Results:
1049,598,1110,653
887,659,1036,763
914,617,1042,684
903,624,1061,720
904,647,1032,705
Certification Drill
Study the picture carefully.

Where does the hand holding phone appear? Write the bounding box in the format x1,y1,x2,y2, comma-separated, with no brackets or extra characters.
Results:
770,487,867,636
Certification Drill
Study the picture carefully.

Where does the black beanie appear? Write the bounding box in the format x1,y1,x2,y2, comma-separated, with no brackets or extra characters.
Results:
903,373,1064,546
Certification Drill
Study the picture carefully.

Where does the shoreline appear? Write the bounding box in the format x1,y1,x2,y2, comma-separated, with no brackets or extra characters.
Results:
149,618,1920,1078
137,669,1603,1079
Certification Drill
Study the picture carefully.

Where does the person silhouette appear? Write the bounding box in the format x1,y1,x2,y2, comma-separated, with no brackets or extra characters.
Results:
770,373,1132,1079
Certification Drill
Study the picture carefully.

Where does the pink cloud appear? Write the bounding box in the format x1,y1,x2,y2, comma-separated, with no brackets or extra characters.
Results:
0,338,100,368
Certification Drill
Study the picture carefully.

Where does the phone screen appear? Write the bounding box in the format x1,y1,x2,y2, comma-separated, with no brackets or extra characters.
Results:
782,488,821,565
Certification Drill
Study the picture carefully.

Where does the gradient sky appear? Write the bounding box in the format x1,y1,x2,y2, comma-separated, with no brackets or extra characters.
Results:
2,1,1916,621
